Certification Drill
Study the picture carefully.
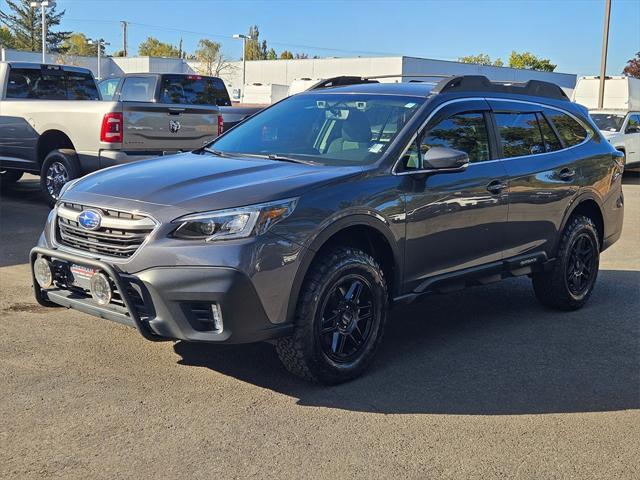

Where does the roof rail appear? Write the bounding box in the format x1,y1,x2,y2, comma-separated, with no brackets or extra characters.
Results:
432,75,569,101
308,76,379,90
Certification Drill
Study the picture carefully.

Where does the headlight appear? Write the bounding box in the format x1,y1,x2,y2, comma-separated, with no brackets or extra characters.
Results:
172,197,298,241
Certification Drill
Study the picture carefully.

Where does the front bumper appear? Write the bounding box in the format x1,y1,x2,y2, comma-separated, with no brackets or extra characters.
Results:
30,247,292,344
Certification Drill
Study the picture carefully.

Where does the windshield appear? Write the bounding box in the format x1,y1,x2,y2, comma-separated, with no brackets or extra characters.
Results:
590,113,625,132
209,93,424,165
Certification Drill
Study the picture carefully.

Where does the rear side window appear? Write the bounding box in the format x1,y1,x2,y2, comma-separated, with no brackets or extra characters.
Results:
120,76,156,102
420,112,491,163
65,72,100,100
495,112,546,158
544,109,589,147
158,75,231,106
536,113,562,152
6,67,66,99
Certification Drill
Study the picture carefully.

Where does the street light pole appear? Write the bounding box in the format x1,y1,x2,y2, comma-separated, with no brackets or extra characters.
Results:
89,39,110,80
233,34,247,102
598,0,612,109
30,1,56,63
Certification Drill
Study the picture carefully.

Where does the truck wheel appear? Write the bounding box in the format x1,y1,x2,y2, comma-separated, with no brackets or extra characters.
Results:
40,149,80,206
532,215,600,311
0,169,24,189
276,247,388,384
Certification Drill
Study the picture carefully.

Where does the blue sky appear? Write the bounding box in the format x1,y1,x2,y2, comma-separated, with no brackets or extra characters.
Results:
2,0,639,76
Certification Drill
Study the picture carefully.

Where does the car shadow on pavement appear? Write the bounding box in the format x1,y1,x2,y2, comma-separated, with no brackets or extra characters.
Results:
0,177,51,267
174,269,640,415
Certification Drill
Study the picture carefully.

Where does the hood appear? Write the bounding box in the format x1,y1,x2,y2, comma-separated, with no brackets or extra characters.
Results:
63,152,362,218
600,130,623,143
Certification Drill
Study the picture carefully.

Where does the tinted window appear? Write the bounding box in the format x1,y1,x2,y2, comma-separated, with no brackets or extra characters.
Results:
211,93,423,166
98,78,120,101
495,112,545,158
6,67,66,99
5,67,98,100
65,72,100,100
420,112,490,163
159,75,231,106
120,76,156,102
536,113,562,152
545,109,588,147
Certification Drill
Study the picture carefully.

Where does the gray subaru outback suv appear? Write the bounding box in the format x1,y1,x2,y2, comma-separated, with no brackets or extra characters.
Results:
31,76,625,384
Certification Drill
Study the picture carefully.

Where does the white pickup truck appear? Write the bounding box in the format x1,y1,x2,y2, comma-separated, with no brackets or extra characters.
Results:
572,76,640,168
0,62,222,204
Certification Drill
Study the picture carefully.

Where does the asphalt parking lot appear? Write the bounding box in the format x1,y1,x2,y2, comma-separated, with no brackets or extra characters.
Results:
1,174,638,479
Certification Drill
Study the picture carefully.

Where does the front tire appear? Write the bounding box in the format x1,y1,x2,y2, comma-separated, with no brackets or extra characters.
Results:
40,149,80,206
532,215,600,310
276,247,388,384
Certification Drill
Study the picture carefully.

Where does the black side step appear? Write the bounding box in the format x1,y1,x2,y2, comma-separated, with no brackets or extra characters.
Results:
394,252,550,306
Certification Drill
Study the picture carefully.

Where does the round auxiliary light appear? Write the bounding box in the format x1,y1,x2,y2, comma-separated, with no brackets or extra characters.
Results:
34,257,54,289
90,272,112,306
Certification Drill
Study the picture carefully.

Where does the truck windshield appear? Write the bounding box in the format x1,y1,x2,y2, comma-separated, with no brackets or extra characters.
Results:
590,113,625,132
209,93,424,165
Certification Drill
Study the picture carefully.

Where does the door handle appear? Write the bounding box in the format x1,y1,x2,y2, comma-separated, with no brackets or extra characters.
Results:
486,180,506,194
559,168,575,181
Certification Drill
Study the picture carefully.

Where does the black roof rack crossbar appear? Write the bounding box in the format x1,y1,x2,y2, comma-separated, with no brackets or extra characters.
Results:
432,75,569,101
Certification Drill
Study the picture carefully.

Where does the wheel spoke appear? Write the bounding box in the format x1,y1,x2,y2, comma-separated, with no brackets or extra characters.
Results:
345,280,363,302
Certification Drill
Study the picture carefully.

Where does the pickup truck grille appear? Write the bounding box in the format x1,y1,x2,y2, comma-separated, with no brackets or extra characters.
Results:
55,202,155,259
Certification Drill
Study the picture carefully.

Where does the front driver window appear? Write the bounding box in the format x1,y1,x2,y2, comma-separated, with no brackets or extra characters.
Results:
403,112,490,169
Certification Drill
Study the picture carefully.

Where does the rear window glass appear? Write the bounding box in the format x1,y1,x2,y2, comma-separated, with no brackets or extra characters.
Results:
5,67,98,100
120,76,156,102
159,75,231,106
495,112,546,158
545,109,589,147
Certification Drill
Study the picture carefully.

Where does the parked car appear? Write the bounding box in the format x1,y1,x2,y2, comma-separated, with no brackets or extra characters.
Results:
572,75,640,167
98,73,262,131
0,62,222,204
31,75,624,384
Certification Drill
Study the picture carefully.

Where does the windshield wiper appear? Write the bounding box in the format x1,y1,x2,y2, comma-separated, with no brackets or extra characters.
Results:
204,147,229,157
266,154,317,165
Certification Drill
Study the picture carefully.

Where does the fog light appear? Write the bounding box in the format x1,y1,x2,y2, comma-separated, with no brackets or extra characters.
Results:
34,257,53,288
211,303,223,332
90,272,112,305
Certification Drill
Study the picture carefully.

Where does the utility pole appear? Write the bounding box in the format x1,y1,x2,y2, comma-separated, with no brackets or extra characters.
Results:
598,0,612,109
30,1,56,63
121,21,128,56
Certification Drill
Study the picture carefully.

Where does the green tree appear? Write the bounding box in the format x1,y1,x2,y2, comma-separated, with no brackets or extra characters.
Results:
266,47,277,60
194,38,233,76
0,26,15,48
280,50,293,60
458,53,503,67
60,32,104,56
0,0,69,52
138,36,180,58
508,51,556,72
245,25,264,60
623,52,640,78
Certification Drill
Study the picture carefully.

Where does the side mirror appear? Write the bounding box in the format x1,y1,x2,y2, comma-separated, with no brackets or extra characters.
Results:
422,146,470,170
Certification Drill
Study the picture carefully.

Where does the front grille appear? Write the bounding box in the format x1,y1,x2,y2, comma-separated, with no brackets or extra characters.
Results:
56,202,155,259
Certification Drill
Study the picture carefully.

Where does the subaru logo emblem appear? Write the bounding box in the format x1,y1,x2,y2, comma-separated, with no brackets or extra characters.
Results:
169,119,181,134
78,209,102,230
